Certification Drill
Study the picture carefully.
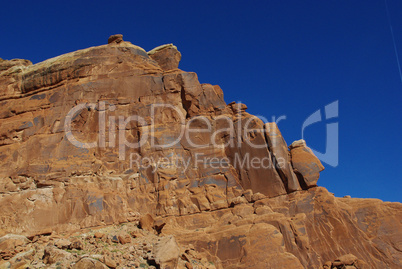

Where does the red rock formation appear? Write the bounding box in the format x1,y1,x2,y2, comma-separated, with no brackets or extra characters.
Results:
0,35,400,268
289,139,325,188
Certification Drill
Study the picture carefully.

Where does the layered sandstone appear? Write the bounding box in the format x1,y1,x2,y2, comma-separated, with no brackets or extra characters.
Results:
0,35,400,268
0,34,307,234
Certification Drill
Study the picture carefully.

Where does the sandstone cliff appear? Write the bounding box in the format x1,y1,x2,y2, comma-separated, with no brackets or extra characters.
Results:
0,35,400,268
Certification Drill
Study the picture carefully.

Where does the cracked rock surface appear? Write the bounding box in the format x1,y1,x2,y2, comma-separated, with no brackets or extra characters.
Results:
0,35,401,268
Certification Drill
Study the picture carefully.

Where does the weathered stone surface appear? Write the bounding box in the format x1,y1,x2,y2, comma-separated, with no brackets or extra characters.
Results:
103,255,117,268
0,59,32,72
154,235,180,269
0,36,400,269
43,245,73,264
0,184,399,269
1,36,297,234
148,44,181,71
94,232,105,239
265,122,301,192
107,34,123,44
323,253,369,269
0,234,30,259
139,214,155,232
0,38,255,236
54,238,71,249
332,253,358,266
289,139,325,188
73,257,109,269
160,187,402,268
225,112,287,198
174,221,304,268
6,249,35,269
0,222,217,268
70,239,83,250
117,232,131,244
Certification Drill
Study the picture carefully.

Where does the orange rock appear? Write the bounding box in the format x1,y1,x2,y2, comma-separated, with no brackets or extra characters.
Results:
139,214,155,232
289,139,324,188
74,257,109,269
107,34,123,44
265,122,301,192
148,44,182,71
130,231,144,238
117,233,131,244
103,255,117,268
0,234,30,259
54,238,71,249
0,35,400,269
70,239,83,250
94,232,105,239
43,246,73,265
153,235,180,269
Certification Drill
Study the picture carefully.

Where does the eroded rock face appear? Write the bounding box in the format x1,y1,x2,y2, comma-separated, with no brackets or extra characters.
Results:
0,234,30,260
289,139,325,188
148,44,182,71
0,36,310,236
161,187,402,268
0,36,400,269
108,34,124,44
265,122,301,192
153,235,180,268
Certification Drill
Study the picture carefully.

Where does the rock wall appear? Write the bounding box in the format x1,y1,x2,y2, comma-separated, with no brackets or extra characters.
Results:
0,35,400,268
163,187,402,268
0,35,320,235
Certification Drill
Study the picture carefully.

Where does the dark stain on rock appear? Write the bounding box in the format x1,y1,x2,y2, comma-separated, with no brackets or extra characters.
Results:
30,93,46,100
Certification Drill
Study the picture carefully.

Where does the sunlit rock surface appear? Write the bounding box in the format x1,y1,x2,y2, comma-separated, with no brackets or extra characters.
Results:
0,35,400,268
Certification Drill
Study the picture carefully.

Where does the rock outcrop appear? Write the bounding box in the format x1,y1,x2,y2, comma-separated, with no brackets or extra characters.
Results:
289,139,325,188
0,34,305,235
0,34,400,268
148,44,182,71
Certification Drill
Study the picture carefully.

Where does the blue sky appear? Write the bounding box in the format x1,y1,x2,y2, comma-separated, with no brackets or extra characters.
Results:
1,1,401,202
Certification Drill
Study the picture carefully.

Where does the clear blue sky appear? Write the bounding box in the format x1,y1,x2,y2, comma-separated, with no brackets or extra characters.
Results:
1,1,401,202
